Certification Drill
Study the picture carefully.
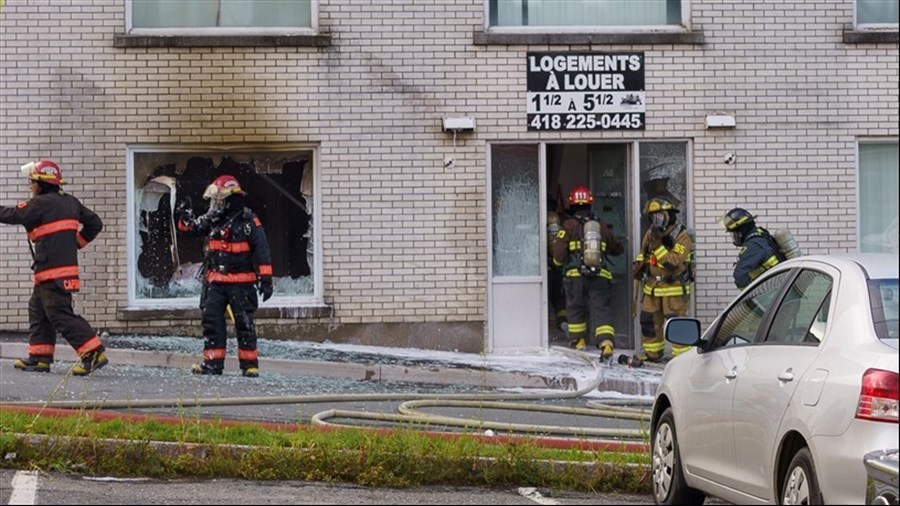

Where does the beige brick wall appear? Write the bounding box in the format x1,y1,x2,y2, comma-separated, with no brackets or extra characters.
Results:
1,0,897,349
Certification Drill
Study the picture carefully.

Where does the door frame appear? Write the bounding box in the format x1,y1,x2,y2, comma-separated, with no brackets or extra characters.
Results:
486,139,693,354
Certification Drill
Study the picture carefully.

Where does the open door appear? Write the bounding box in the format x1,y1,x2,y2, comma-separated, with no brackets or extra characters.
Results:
488,143,545,353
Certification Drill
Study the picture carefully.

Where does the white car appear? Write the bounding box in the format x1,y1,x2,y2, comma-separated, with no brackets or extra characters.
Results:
651,254,899,505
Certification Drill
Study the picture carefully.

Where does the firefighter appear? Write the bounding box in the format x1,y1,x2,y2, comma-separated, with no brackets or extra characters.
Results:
0,160,108,375
719,207,783,289
633,197,693,362
551,185,624,357
176,175,273,377
547,199,568,334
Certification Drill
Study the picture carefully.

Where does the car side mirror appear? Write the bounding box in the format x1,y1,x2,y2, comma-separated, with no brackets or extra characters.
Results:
664,317,702,347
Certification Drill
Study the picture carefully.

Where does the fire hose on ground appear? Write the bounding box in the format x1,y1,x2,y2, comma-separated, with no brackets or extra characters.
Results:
2,353,653,443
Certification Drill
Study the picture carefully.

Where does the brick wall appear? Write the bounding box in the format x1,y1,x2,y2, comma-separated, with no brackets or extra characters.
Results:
1,0,897,350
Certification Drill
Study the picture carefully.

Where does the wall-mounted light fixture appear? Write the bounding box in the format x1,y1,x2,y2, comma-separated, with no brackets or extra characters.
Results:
442,117,476,132
706,114,736,129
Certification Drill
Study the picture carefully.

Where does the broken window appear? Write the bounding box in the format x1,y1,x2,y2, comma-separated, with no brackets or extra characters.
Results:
491,144,541,277
131,149,316,302
639,141,688,229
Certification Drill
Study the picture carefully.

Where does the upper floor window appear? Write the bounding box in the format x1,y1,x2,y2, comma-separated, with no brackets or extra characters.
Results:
129,0,315,34
489,0,683,29
856,0,899,26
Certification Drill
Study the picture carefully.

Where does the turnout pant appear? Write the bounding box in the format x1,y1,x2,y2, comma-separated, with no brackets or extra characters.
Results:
563,276,614,347
640,293,690,360
200,283,259,372
27,282,103,361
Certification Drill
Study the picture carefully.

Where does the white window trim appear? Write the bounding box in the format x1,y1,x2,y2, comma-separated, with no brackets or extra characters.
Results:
125,144,323,309
483,0,691,32
125,0,319,36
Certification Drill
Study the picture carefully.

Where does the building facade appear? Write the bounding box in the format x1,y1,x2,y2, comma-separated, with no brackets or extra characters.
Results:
1,0,897,353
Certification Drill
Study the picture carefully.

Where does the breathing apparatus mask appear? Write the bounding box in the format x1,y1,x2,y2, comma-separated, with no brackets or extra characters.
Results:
650,211,670,231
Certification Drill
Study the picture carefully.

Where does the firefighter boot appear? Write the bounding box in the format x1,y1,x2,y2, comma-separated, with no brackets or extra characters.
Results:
569,337,586,350
241,367,259,378
13,357,51,373
597,339,614,360
72,351,108,376
191,362,223,375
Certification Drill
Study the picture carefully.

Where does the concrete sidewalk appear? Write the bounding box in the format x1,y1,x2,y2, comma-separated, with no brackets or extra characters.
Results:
0,334,662,397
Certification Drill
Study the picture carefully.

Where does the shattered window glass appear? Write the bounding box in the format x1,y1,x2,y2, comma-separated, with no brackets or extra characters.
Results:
491,144,540,277
133,150,315,301
639,141,688,229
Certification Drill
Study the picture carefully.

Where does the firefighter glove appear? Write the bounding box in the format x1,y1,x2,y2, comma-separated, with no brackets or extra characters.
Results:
175,197,194,220
632,262,646,280
258,278,274,302
661,234,675,250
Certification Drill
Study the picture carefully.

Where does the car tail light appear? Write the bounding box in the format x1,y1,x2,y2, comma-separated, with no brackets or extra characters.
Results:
856,368,899,423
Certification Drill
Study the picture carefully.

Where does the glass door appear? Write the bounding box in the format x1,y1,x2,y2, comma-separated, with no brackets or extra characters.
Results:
488,143,544,352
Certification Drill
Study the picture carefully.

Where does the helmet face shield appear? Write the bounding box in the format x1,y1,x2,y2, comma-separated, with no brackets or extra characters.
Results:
650,212,669,230
720,208,754,231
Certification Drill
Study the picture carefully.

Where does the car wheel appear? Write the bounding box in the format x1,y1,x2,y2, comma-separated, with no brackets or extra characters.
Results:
652,407,705,505
781,447,822,505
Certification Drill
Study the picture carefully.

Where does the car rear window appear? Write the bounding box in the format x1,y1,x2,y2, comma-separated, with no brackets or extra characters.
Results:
869,279,899,339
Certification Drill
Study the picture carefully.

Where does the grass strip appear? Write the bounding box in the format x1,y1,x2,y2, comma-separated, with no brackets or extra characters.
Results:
0,408,650,493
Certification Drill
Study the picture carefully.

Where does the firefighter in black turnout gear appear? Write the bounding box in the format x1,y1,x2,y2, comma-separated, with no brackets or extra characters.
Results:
0,160,108,375
176,175,273,377
719,207,783,289
551,185,624,358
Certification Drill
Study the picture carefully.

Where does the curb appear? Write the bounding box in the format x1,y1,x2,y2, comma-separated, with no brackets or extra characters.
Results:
1,431,650,493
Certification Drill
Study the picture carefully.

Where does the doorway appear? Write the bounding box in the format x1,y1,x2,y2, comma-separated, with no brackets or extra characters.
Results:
487,140,690,354
546,143,633,350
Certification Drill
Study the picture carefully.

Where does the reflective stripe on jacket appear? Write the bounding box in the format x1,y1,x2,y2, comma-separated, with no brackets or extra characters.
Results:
0,191,102,286
637,224,693,297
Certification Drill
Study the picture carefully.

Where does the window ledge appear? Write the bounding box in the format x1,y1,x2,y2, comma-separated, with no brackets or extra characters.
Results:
113,33,331,48
842,30,899,44
473,30,704,46
120,304,332,321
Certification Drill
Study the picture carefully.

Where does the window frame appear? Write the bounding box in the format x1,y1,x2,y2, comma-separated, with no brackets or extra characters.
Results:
125,0,320,36
483,0,692,33
125,144,323,309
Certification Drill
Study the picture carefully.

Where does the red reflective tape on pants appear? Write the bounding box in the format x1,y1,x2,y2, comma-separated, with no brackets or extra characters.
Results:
28,344,55,356
238,349,258,361
27,219,79,241
33,265,80,284
76,336,102,357
204,348,227,360
258,265,273,276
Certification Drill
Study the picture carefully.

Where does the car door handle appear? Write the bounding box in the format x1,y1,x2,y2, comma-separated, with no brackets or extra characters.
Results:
778,371,795,382
725,369,738,380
